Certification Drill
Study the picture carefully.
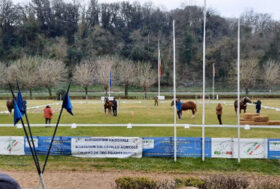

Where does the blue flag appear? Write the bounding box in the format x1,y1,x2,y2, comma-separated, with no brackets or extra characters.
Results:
63,94,73,115
109,71,112,88
17,92,25,115
14,100,23,125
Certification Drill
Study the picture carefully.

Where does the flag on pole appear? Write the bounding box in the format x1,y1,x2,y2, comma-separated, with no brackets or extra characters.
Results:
109,71,112,88
158,55,162,77
17,91,25,114
63,94,73,115
213,63,216,78
14,100,23,125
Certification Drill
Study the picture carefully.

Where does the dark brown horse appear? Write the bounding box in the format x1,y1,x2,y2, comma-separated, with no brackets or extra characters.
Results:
6,99,14,115
6,99,27,115
171,100,197,118
234,97,252,113
104,97,113,115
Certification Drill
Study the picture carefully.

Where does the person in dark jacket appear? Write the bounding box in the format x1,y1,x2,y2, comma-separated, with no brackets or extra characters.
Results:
0,173,21,189
176,99,182,119
254,99,262,113
112,98,118,116
216,103,223,125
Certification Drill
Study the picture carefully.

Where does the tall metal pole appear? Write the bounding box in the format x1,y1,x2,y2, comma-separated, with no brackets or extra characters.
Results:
109,72,111,97
212,63,215,99
237,17,241,163
202,0,206,161
173,20,177,162
158,39,161,97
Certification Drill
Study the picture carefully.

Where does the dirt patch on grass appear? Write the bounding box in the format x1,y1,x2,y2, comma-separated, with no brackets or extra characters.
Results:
3,170,280,189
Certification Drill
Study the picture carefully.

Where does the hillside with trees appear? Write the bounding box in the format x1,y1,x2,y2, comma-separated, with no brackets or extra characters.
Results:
0,0,280,95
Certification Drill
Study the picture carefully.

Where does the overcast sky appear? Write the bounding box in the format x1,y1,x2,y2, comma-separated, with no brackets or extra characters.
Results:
14,0,280,20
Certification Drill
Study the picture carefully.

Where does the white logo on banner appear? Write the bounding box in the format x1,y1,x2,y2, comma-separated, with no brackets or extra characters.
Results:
0,136,24,155
269,141,280,151
142,139,154,149
71,137,142,158
212,138,267,159
25,138,38,148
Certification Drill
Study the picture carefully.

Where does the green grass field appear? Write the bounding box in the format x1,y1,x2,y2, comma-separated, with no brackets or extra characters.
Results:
0,99,280,175
0,99,280,138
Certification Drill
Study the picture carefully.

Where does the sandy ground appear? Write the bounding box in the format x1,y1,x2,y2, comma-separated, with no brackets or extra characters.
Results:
3,170,182,189
3,170,280,189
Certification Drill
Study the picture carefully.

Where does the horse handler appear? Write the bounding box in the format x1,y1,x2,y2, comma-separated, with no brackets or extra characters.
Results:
254,99,262,113
112,98,118,116
176,99,182,119
44,105,53,126
216,103,223,125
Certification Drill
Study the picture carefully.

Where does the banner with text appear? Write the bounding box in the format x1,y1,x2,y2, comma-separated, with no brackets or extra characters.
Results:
0,136,24,155
71,137,142,158
142,137,211,157
268,139,280,159
24,136,71,155
212,138,267,158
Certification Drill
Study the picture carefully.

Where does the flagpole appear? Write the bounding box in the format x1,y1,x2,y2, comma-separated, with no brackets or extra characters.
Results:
109,71,111,97
16,83,45,188
158,39,161,97
9,84,43,187
202,0,206,162
237,17,241,164
42,81,72,173
212,63,215,99
173,20,177,162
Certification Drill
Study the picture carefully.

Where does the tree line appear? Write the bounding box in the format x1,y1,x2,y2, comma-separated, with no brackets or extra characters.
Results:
0,56,156,99
0,0,280,94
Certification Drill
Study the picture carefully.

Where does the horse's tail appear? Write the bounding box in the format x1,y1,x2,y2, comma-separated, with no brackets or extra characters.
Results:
194,103,197,112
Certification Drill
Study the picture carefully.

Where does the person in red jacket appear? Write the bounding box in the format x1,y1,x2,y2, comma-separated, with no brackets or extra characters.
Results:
44,105,53,126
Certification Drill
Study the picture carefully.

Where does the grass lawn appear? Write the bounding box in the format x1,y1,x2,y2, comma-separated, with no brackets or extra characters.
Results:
0,99,280,138
0,99,280,175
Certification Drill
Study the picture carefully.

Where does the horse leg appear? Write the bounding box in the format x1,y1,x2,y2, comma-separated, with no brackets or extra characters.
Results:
191,110,195,118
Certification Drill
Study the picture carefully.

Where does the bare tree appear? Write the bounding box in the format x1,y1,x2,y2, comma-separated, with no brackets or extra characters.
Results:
136,62,156,99
0,63,6,86
263,60,280,92
38,58,68,97
240,59,259,95
116,59,137,97
73,60,95,100
4,63,17,86
14,56,41,99
95,56,116,95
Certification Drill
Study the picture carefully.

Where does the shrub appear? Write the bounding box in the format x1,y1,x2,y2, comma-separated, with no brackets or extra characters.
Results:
115,177,157,189
175,177,205,188
202,175,249,189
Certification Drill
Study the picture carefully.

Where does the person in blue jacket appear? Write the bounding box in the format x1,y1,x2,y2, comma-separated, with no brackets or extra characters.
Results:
176,99,182,119
254,99,262,113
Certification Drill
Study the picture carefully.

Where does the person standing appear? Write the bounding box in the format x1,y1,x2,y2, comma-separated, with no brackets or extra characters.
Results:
44,105,53,126
112,98,118,116
176,99,182,119
216,103,223,125
254,99,262,113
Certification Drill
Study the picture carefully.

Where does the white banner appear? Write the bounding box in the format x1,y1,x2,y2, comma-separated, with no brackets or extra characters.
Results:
71,137,142,158
0,136,24,155
212,138,267,159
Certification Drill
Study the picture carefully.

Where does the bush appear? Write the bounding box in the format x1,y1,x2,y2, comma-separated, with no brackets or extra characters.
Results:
202,175,249,189
115,177,157,189
175,177,205,188
56,89,66,100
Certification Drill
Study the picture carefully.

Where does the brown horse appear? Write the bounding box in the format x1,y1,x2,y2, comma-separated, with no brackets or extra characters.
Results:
104,97,113,115
234,97,252,113
6,99,14,115
171,100,197,118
